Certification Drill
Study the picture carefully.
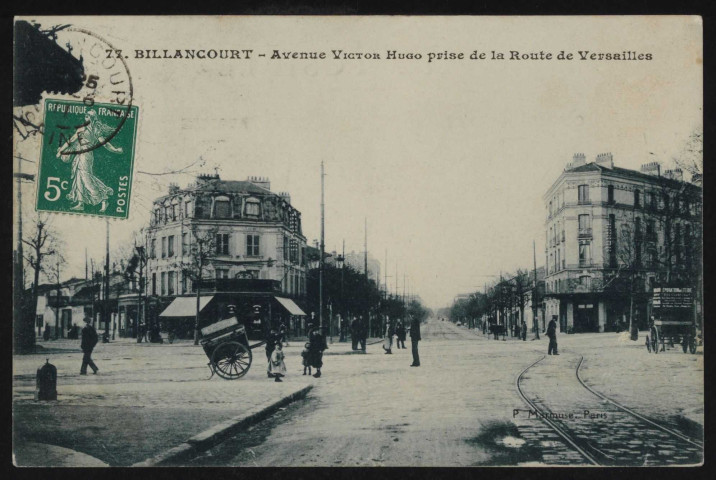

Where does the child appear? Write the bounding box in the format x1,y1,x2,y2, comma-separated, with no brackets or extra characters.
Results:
269,343,287,382
301,342,312,376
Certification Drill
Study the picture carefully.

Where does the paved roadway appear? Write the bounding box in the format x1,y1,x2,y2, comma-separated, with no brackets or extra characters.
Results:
187,319,544,466
189,317,703,467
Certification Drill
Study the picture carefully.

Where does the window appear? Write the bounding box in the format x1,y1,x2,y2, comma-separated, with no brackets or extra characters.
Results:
182,232,188,255
579,275,591,289
181,273,188,294
578,214,591,237
634,189,641,208
167,235,175,257
245,199,260,216
578,184,590,204
184,200,192,218
150,238,156,259
171,204,177,221
607,185,615,204
246,235,260,256
608,214,617,267
154,208,161,225
161,237,167,258
663,193,670,212
161,272,166,296
216,233,230,255
579,242,591,267
215,198,231,219
152,273,157,295
167,271,175,295
283,236,289,261
215,268,229,279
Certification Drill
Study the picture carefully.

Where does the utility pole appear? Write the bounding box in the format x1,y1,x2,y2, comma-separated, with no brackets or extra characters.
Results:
364,217,368,277
533,240,540,339
136,243,145,343
14,156,27,351
105,219,111,341
384,249,388,298
319,161,325,333
54,258,60,339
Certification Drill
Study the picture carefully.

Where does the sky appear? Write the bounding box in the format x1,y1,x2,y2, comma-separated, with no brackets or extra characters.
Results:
14,16,702,309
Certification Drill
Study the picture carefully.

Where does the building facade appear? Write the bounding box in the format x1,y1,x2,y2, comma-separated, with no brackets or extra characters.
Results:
543,153,700,333
145,174,308,334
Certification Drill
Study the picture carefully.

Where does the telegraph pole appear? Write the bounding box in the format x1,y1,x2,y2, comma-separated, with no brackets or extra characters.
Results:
533,240,540,339
364,217,368,277
319,161,325,333
105,219,111,340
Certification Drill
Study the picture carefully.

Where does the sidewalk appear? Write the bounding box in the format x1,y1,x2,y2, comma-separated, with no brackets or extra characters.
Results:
13,337,320,466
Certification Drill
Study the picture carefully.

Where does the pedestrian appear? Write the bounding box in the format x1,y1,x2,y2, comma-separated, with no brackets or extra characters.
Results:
383,318,394,354
268,343,287,382
307,323,327,377
350,317,359,350
514,322,520,340
279,320,289,347
301,342,312,376
409,314,421,367
396,320,406,349
358,316,367,352
80,316,99,375
43,324,51,341
521,320,528,341
265,327,281,378
547,315,559,355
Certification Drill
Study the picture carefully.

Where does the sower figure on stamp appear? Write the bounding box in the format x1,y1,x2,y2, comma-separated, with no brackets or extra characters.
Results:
56,111,123,212
409,314,421,367
80,316,99,375
547,315,559,355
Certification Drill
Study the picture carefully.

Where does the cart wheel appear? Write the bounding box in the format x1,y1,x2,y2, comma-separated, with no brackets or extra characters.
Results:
651,327,660,354
211,341,252,380
689,335,697,354
645,335,652,353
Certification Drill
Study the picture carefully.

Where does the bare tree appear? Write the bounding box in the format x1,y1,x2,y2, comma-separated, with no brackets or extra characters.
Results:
512,269,531,333
180,226,218,344
20,214,63,347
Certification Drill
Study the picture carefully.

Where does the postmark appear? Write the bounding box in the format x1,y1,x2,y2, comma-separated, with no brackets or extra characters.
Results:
36,98,139,219
13,23,135,152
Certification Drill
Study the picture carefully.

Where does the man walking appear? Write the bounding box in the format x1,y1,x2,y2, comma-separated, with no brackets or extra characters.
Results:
409,314,421,367
80,316,99,375
358,316,367,352
547,315,559,355
307,323,327,377
396,320,406,349
350,317,359,350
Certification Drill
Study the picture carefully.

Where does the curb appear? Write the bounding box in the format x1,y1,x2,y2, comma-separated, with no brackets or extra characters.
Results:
132,384,314,467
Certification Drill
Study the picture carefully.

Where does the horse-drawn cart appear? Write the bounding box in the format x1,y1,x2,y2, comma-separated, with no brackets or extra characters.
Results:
200,316,265,379
645,287,697,355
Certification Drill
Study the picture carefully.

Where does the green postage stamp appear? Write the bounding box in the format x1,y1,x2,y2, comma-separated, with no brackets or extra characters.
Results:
36,99,139,219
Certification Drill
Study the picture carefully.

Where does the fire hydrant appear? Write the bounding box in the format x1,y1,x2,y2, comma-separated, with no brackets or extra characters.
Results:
35,358,57,401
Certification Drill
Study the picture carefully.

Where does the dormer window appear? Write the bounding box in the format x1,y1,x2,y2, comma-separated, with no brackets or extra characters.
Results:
245,198,261,217
214,196,231,219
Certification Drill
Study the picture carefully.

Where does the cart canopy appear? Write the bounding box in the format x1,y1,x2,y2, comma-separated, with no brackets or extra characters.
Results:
160,295,214,317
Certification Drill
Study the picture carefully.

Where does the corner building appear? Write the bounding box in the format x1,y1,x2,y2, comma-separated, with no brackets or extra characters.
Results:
543,153,700,333
146,174,308,336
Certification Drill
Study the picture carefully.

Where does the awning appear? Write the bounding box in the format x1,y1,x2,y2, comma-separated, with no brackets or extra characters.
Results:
160,296,214,317
274,297,306,316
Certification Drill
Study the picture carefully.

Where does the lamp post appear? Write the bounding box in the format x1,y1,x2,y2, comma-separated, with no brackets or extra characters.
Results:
336,250,345,342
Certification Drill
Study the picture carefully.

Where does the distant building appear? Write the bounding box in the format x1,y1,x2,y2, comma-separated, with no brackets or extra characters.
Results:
145,174,307,337
343,251,381,285
543,153,700,333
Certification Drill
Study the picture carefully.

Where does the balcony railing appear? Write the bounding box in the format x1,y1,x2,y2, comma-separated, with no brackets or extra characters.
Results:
578,228,592,238
194,278,282,293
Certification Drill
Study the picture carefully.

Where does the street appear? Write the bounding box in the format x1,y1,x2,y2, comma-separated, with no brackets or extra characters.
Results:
188,318,704,467
13,317,703,467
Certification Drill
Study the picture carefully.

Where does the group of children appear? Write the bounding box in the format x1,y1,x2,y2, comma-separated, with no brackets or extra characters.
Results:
267,322,326,382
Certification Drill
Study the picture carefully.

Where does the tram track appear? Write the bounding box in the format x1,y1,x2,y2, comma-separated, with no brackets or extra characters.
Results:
516,354,703,466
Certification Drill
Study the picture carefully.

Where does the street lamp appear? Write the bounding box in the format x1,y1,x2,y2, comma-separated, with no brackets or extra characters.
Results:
336,253,345,342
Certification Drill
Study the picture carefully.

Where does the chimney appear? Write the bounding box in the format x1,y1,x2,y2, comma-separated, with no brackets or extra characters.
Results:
566,153,586,171
279,191,291,204
663,168,684,182
595,152,614,169
247,176,271,191
640,161,661,177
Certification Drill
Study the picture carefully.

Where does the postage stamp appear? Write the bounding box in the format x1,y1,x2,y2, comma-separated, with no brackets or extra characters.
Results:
35,98,139,219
